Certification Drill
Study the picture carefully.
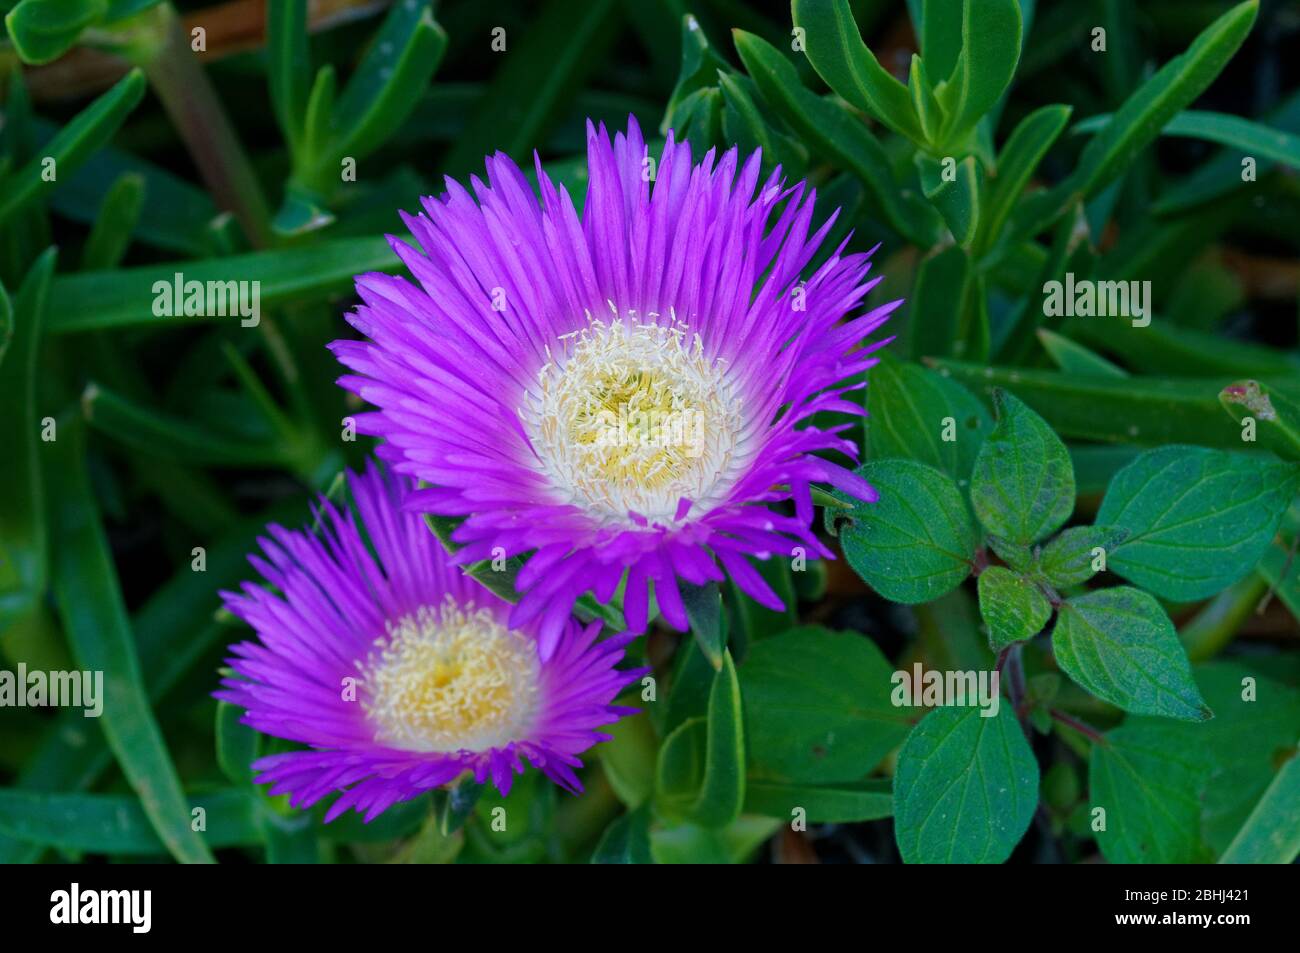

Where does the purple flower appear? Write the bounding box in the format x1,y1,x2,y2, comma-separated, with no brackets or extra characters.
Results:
216,464,643,821
332,117,898,658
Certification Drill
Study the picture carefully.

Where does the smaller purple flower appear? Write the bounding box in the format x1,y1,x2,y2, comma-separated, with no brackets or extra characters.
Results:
216,463,643,821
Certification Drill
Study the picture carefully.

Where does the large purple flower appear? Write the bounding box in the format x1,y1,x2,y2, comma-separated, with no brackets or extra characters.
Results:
216,464,642,821
332,117,898,657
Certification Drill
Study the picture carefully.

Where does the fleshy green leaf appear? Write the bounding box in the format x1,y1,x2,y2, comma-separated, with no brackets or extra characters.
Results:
932,0,1022,148
893,704,1038,864
46,420,215,863
790,0,925,144
590,805,653,863
970,389,1075,545
1218,749,1300,864
977,566,1051,651
835,460,978,604
916,153,982,246
682,580,725,670
4,0,108,66
0,68,146,228
929,361,1300,457
1073,108,1300,169
1097,445,1299,600
0,789,257,855
1035,524,1129,587
743,779,893,823
0,250,54,630
733,30,941,245
908,244,972,361
976,103,1072,254
1037,328,1128,378
739,626,911,784
1052,587,1210,721
655,650,744,828
1017,0,1258,233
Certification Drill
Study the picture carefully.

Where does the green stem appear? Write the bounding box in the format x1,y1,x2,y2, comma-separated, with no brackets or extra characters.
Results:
1179,571,1269,663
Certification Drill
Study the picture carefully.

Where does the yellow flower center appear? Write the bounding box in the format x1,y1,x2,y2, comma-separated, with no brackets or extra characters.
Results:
360,597,539,752
526,315,744,524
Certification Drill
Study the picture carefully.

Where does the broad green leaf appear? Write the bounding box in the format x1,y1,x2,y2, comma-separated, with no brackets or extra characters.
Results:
916,153,982,246
1218,749,1300,864
744,779,892,823
0,68,146,228
1097,446,1299,600
1035,525,1129,587
0,789,257,855
791,0,925,144
733,30,941,246
893,704,1038,864
865,354,992,484
47,236,396,332
1052,587,1210,721
976,103,1072,254
836,460,978,604
0,250,54,630
4,0,107,66
933,0,1022,148
1036,328,1128,378
976,566,1051,651
970,389,1075,545
739,626,911,784
46,420,214,863
1090,720,1212,863
655,650,744,828
591,805,653,863
929,360,1300,457
909,244,971,360
0,282,11,369
1090,663,1300,863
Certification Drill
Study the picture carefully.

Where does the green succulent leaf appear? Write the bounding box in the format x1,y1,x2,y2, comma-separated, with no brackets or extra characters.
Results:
791,0,925,144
